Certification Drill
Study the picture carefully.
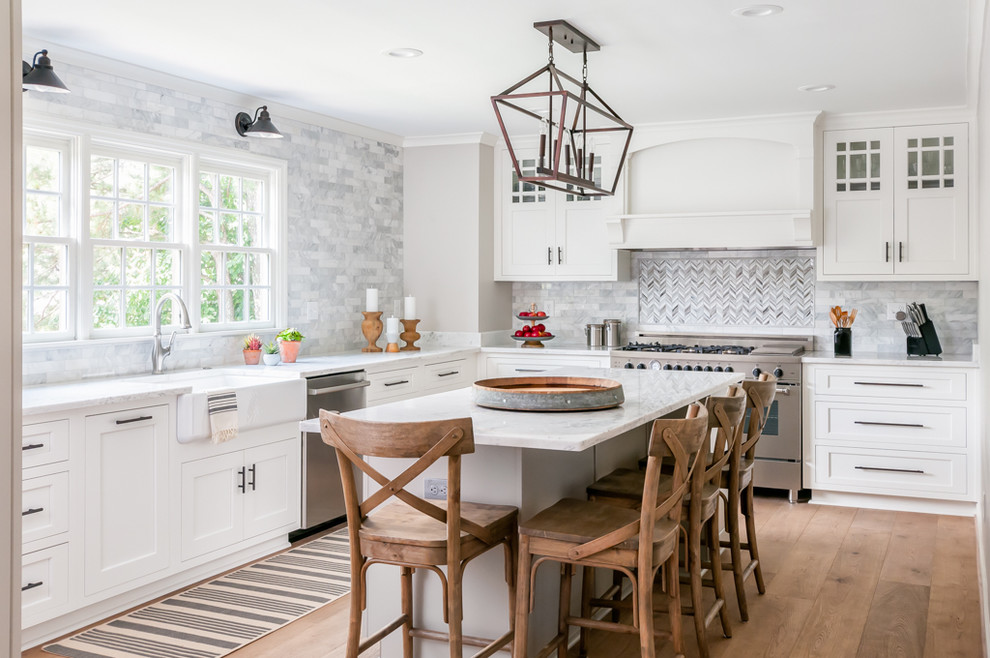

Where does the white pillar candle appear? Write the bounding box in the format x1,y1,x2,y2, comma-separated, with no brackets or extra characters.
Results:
365,288,379,312
386,316,400,335
404,295,416,319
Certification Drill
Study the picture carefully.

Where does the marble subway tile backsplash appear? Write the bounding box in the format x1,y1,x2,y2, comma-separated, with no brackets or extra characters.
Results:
23,60,403,385
513,250,978,355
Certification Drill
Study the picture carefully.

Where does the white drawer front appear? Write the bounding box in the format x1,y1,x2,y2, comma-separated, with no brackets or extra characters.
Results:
422,359,471,391
815,401,967,451
22,472,69,546
813,367,966,401
367,367,418,402
814,445,967,497
21,543,69,626
22,419,70,469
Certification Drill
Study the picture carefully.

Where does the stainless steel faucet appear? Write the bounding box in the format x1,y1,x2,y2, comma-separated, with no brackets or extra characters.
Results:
151,292,192,374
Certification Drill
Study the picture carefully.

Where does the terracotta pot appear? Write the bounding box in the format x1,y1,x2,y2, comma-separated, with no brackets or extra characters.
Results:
279,340,301,363
243,349,261,365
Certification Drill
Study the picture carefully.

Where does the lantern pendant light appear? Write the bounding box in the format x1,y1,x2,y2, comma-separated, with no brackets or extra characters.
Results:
491,20,632,198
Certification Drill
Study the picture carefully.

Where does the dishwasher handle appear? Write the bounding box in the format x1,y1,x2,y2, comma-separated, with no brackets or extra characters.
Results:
307,380,371,396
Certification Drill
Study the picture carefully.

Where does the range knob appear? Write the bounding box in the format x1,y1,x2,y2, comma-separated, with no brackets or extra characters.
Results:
752,367,762,378
674,364,683,371
693,365,703,372
636,363,646,369
662,364,672,371
624,362,634,369
703,366,713,372
724,366,733,373
714,366,723,372
773,367,785,378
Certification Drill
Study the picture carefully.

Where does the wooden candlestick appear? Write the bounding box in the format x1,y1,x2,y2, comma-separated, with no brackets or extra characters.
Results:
400,319,421,351
361,311,383,352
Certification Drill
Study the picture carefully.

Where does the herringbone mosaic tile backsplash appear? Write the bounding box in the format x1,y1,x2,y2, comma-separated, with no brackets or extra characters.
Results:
639,254,815,326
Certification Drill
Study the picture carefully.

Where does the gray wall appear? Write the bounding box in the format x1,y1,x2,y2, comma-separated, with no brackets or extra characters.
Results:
23,58,403,385
514,250,978,355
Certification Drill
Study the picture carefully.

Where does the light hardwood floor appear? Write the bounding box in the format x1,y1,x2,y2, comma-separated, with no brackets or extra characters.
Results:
23,495,985,658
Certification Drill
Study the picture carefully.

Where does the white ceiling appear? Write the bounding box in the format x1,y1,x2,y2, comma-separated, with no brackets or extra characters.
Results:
23,0,977,138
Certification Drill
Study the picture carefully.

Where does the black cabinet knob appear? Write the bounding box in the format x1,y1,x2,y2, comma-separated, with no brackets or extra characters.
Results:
752,367,762,377
773,367,784,378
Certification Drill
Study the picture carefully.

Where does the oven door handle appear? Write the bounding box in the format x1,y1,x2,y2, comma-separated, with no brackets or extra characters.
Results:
774,387,791,395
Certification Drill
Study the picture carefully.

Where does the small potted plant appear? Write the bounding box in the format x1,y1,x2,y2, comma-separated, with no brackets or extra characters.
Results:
242,333,262,365
276,328,304,363
262,341,280,366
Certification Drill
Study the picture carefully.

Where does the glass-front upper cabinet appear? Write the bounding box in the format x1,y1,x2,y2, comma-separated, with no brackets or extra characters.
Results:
822,123,969,280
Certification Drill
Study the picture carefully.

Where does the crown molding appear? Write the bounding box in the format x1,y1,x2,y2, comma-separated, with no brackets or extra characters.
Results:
22,36,405,147
403,132,497,148
820,106,975,130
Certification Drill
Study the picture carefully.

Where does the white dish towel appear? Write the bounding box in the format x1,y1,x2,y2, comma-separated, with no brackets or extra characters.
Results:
207,390,238,444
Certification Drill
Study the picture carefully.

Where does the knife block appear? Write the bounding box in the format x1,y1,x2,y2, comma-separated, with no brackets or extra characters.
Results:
907,320,942,357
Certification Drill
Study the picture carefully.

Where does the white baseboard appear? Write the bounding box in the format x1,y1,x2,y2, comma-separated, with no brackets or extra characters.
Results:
809,491,976,517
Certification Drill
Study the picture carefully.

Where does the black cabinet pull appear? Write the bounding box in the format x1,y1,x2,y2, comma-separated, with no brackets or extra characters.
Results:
854,421,925,428
853,381,924,388
116,415,152,425
547,247,552,265
383,380,410,387
884,241,890,262
22,507,44,516
237,467,246,493
248,464,257,491
854,465,925,474
898,241,904,262
21,581,43,592
22,443,44,451
436,371,459,377
558,246,562,264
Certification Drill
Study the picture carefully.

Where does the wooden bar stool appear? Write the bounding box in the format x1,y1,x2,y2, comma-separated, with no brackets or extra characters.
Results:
320,410,518,658
719,374,777,622
584,387,747,658
513,404,709,658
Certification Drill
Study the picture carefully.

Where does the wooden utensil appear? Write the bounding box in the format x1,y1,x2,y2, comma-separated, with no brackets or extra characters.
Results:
848,309,857,326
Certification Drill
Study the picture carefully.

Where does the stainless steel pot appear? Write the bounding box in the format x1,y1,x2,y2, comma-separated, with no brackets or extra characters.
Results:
604,319,622,348
585,323,605,347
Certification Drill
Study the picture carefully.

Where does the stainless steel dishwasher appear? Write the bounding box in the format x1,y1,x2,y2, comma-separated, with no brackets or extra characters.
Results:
294,370,369,539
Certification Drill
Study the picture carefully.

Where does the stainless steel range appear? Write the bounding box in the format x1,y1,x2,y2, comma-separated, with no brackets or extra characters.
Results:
611,332,813,503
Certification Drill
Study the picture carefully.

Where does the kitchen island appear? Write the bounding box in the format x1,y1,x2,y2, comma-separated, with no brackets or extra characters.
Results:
301,367,741,657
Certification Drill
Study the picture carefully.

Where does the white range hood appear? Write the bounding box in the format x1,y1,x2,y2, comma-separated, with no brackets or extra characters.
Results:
608,112,820,250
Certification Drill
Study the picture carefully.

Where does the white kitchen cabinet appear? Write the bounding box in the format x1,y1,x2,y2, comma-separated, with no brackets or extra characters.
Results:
804,363,976,508
494,145,628,281
83,405,170,596
366,365,420,406
480,353,610,379
181,437,299,561
821,123,970,279
21,543,70,627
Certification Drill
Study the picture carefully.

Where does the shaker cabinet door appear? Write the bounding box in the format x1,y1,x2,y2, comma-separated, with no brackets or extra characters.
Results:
83,405,169,596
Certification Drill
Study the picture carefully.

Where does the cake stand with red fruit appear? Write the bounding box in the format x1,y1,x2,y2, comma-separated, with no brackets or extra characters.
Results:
514,305,553,348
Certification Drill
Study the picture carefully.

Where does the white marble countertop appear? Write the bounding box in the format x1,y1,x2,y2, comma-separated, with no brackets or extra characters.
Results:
22,347,477,415
801,351,979,368
479,342,611,356
299,367,741,452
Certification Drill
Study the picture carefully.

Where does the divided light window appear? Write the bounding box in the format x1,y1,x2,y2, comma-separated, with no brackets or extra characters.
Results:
22,123,285,342
198,169,272,327
23,140,72,340
89,151,184,333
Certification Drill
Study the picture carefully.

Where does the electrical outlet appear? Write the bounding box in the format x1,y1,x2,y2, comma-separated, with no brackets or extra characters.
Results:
425,478,447,500
886,303,903,321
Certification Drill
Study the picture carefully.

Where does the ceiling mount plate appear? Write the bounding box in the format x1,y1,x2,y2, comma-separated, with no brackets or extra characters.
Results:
533,20,600,53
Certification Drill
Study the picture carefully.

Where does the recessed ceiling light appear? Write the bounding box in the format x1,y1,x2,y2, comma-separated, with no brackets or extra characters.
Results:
798,84,836,93
386,48,423,58
731,4,783,18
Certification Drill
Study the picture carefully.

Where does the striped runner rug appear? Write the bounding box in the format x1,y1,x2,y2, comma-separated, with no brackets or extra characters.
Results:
44,529,351,658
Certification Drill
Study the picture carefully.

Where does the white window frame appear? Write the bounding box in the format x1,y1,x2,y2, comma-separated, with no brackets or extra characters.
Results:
22,130,76,343
194,158,281,332
23,117,288,342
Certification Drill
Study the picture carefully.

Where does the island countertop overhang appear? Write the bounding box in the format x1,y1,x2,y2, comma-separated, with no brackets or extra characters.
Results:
300,367,742,451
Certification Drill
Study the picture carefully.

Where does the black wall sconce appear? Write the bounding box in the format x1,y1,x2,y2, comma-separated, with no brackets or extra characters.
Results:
235,106,283,139
23,49,70,93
